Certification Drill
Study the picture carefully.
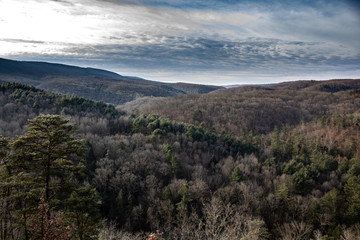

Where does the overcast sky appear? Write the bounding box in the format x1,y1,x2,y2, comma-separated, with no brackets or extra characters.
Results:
0,0,359,85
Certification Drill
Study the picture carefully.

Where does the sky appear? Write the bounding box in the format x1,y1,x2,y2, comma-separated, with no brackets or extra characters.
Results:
0,0,359,85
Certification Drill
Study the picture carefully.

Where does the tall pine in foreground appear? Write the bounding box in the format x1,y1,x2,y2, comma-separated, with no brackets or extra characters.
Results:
0,114,101,240
0,136,13,240
12,114,84,204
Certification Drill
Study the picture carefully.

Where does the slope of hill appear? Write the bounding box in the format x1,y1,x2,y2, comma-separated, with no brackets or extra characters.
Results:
0,58,223,105
264,79,360,92
1,81,360,239
0,82,122,136
141,79,360,135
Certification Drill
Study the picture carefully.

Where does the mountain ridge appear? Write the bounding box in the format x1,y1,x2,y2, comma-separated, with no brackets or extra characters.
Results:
0,58,223,105
141,78,360,135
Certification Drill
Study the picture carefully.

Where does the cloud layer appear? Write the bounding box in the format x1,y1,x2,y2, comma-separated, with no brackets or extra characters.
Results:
0,0,359,84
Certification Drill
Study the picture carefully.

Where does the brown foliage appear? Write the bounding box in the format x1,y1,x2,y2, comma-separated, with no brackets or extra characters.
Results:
29,198,72,240
142,79,360,135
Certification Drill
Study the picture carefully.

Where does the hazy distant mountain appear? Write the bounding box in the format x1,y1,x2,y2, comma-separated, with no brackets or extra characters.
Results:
0,58,223,105
222,84,244,88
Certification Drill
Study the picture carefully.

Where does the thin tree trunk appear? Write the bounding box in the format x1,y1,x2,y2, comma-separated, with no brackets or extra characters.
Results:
21,202,29,240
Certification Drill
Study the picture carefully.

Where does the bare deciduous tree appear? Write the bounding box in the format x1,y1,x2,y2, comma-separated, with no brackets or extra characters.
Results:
275,221,312,240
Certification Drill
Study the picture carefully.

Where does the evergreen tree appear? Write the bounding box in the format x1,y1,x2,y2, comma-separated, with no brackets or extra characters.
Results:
0,136,13,240
2,114,101,239
345,175,360,223
12,114,84,204
65,185,102,240
231,167,242,182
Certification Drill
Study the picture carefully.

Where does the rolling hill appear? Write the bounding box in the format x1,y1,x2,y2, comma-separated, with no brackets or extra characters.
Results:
1,80,360,239
0,58,223,105
141,79,360,135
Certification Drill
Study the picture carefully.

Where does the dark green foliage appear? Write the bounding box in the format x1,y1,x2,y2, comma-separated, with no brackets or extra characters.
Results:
270,126,295,163
2,82,119,117
12,114,84,202
192,109,203,124
0,82,130,138
320,189,342,228
311,150,338,172
176,184,192,215
344,175,360,223
65,185,102,240
318,83,352,92
292,166,313,193
0,115,101,240
231,167,242,182
3,82,118,114
132,114,147,133
163,144,182,178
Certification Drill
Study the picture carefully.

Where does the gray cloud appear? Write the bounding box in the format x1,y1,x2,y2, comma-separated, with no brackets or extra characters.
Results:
24,37,357,75
2,0,359,84
50,0,74,5
0,38,46,44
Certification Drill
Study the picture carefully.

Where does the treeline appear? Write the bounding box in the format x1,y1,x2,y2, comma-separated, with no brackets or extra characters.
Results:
0,82,123,137
1,82,360,239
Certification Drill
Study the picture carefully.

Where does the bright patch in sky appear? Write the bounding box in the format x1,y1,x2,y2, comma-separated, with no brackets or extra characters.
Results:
0,0,359,84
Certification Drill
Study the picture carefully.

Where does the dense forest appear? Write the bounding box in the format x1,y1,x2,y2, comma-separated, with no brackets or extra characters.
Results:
1,80,360,239
142,79,360,135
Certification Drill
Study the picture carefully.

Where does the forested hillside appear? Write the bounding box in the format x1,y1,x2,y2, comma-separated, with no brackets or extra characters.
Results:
1,81,360,239
142,79,360,135
0,82,121,136
0,58,223,105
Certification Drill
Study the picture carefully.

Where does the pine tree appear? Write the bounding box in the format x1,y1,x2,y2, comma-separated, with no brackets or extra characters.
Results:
65,185,102,240
344,175,360,223
6,114,101,239
231,167,242,183
0,136,13,240
12,114,84,204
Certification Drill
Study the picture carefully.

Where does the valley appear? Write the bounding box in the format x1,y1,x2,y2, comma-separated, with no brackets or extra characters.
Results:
0,59,359,239
0,58,222,105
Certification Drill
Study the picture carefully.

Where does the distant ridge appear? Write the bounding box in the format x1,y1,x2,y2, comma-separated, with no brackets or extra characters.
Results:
0,58,121,79
223,84,244,88
0,58,223,105
142,78,360,135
